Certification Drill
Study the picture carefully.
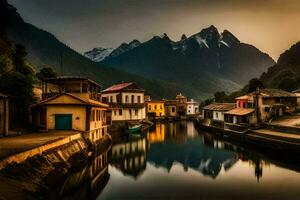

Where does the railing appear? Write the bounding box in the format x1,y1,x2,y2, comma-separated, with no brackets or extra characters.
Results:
108,102,145,108
42,92,101,101
225,123,249,132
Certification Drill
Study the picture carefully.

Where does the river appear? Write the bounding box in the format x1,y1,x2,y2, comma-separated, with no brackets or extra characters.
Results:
59,121,300,200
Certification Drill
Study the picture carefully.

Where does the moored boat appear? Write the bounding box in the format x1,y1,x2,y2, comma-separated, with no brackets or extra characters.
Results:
124,124,142,135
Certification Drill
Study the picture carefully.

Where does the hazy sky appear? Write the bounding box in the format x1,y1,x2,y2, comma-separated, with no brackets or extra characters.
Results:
8,0,300,60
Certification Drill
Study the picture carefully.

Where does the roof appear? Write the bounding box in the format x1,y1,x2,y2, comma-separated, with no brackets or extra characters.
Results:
293,89,300,93
146,100,165,103
236,95,251,100
175,93,186,99
164,99,178,105
31,93,108,108
43,76,102,87
203,103,236,111
102,82,144,93
250,89,296,98
0,93,9,98
225,108,255,116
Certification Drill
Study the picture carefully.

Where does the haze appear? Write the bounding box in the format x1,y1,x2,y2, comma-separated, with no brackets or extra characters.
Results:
8,0,300,60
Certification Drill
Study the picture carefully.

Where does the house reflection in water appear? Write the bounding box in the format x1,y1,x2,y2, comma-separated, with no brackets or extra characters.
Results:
58,146,110,199
147,123,165,143
147,122,193,144
111,137,147,178
147,126,238,178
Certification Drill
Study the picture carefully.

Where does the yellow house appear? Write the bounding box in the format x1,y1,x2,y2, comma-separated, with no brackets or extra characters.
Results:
146,100,165,118
31,76,110,143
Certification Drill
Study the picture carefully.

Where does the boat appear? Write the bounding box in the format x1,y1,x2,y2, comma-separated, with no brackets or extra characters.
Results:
124,124,142,135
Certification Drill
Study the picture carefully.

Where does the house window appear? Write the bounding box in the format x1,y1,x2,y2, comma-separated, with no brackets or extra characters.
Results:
125,95,129,103
172,107,175,112
131,95,135,103
114,110,117,116
265,107,270,112
149,105,151,110
155,105,157,109
275,98,280,103
216,112,219,119
138,96,141,103
110,96,113,102
92,110,95,121
119,109,123,115
135,109,138,116
82,83,88,93
160,105,162,109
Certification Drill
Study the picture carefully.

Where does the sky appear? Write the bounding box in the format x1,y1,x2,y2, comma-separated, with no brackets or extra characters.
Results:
8,0,300,60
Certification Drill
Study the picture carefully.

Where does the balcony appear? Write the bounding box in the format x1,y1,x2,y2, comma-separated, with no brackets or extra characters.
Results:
108,102,145,108
42,92,101,102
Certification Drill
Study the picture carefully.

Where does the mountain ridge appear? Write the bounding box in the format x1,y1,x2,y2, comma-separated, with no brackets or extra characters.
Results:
88,25,275,99
1,0,178,99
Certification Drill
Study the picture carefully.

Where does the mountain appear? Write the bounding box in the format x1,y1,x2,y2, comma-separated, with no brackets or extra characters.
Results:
0,0,177,99
260,41,300,91
109,40,141,58
88,25,275,99
83,47,113,62
83,40,141,62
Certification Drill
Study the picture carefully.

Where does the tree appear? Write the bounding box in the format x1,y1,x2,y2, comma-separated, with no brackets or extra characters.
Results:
214,91,229,103
36,67,57,80
0,36,35,127
12,44,34,75
278,78,297,92
248,78,264,93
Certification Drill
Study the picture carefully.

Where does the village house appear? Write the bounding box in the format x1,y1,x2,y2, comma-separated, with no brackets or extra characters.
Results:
222,95,257,130
292,89,300,108
164,100,177,117
146,100,165,119
0,93,9,136
101,82,146,122
186,99,200,115
202,103,236,128
236,89,297,122
224,108,257,131
175,93,187,116
31,76,110,143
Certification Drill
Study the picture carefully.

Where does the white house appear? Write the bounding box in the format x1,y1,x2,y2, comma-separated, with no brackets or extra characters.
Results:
101,82,146,122
186,99,199,115
202,103,236,126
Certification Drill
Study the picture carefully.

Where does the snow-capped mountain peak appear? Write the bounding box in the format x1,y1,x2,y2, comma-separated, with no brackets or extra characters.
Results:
109,39,141,58
83,47,113,62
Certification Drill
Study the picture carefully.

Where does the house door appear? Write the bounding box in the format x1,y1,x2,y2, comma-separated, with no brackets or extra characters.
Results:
55,114,72,130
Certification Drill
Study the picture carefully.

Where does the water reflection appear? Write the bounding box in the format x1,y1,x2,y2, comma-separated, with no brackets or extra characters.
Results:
58,145,110,199
111,136,147,179
88,121,299,200
146,122,238,178
110,121,300,182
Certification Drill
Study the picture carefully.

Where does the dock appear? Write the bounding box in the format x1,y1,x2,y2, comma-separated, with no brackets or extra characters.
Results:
194,120,300,152
0,131,85,170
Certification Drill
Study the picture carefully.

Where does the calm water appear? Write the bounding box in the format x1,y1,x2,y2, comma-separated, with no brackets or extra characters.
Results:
60,121,300,200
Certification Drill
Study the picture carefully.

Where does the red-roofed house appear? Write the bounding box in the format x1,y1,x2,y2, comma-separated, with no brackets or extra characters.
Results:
101,82,146,121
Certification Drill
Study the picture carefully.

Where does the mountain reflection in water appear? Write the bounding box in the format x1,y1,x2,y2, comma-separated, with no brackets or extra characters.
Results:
58,121,300,200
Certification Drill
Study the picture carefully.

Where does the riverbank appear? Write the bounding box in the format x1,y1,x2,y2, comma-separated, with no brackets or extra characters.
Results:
0,131,112,200
194,120,300,153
